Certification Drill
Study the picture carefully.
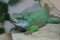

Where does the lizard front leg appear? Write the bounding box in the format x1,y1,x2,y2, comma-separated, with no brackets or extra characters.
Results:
24,25,39,35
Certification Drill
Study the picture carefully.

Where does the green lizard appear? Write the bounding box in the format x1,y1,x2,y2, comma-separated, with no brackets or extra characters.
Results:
11,8,60,34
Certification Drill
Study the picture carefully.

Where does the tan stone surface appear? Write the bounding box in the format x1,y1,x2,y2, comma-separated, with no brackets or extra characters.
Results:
12,24,60,40
0,33,12,40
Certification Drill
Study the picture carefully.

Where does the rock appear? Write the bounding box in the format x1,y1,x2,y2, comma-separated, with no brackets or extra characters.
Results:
12,24,60,40
0,33,12,40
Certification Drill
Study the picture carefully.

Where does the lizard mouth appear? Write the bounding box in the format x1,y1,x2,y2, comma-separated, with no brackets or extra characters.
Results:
13,21,29,28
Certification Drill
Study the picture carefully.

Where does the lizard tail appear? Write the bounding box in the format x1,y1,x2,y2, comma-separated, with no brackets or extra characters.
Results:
47,17,60,24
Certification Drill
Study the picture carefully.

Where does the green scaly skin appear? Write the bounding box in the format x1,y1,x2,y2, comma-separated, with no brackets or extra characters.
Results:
24,8,60,34
11,8,60,34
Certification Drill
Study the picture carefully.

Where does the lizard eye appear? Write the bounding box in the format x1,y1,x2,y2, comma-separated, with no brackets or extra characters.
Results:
16,16,27,21
21,17,27,21
16,17,21,19
24,19,27,21
16,16,22,19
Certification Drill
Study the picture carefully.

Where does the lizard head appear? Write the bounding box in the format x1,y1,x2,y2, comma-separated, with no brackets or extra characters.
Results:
11,13,29,28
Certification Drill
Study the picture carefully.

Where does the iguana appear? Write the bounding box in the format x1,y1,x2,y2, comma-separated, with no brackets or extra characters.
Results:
11,8,60,34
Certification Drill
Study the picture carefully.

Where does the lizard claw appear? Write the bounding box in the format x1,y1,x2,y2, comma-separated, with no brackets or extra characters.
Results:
24,31,32,35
